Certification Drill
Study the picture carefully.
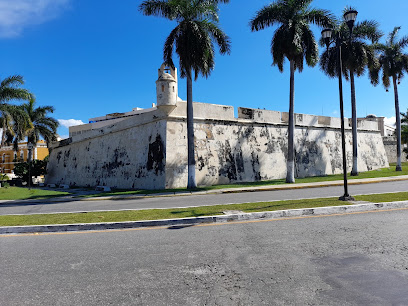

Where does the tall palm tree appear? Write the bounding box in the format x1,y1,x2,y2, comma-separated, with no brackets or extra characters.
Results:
320,9,382,176
140,0,231,189
250,0,333,183
371,27,408,171
0,75,31,147
20,97,59,154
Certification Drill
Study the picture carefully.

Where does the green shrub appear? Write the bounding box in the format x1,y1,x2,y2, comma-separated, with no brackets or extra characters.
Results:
1,181,10,188
0,174,10,181
13,160,47,183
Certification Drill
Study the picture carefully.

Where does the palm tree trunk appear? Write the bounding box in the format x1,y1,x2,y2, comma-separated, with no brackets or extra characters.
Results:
1,120,6,148
186,70,197,188
393,76,402,171
350,70,358,176
286,60,295,183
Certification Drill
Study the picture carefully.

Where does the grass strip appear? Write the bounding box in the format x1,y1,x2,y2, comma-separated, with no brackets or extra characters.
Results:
1,192,408,227
0,187,70,200
354,192,408,203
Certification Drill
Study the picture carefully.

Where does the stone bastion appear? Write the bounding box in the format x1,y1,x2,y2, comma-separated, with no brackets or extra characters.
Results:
46,101,388,189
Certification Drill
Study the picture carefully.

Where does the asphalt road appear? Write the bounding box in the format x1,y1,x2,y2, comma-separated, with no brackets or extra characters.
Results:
1,208,408,305
0,180,407,216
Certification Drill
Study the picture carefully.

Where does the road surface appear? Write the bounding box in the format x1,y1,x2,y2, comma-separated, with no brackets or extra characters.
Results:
1,208,408,305
0,180,407,215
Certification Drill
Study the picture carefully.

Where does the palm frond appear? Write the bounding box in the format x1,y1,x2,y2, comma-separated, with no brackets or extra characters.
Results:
304,8,335,28
0,75,24,88
139,0,177,20
203,21,231,55
388,26,401,45
250,2,285,32
352,20,382,43
398,36,408,49
301,24,318,68
163,25,180,70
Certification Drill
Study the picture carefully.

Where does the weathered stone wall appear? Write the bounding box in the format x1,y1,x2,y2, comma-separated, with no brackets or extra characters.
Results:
46,102,389,190
383,136,408,163
47,110,168,189
165,117,388,188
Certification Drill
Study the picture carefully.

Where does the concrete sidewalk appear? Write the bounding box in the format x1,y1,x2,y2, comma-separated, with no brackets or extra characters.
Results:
1,175,408,205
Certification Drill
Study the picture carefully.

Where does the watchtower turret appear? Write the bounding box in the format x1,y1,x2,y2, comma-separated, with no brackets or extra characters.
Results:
156,64,178,114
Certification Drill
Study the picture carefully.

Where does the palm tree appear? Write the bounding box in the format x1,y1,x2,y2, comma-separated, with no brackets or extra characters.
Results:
20,97,59,157
250,0,333,183
320,8,382,176
140,0,231,189
0,75,31,147
5,105,33,152
371,27,408,171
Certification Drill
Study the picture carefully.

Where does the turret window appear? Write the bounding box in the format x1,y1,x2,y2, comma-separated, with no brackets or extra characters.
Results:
161,85,165,92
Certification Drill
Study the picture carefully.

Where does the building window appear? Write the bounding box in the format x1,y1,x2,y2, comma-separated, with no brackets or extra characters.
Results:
20,151,24,161
2,154,4,163
161,85,165,92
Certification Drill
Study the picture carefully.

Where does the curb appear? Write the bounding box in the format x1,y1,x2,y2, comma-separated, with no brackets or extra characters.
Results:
2,201,408,235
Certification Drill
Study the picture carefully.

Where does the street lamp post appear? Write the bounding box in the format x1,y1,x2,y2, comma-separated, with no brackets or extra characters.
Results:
321,9,358,201
27,142,33,190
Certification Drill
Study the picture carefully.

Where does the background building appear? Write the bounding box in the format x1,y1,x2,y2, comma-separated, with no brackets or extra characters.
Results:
0,140,49,174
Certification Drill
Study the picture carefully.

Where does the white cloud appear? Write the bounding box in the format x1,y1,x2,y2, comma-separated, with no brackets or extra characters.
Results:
0,0,70,37
58,119,85,128
384,116,396,127
58,135,69,140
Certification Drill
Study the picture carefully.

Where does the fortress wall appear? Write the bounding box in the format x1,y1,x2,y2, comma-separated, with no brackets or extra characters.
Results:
46,117,168,189
238,107,281,123
171,101,235,120
165,117,388,188
47,102,388,190
383,136,408,163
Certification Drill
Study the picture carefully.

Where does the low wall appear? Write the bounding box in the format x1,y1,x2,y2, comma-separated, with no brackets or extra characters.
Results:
383,136,408,163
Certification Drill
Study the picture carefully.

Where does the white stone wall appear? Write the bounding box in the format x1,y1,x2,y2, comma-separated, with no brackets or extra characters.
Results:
47,102,389,190
383,136,408,163
47,115,168,189
165,118,388,188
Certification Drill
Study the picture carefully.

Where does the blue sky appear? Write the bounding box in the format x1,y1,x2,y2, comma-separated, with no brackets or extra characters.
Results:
0,0,407,138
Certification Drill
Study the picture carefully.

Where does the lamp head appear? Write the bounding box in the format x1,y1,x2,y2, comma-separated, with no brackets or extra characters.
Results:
321,28,333,48
344,9,358,31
